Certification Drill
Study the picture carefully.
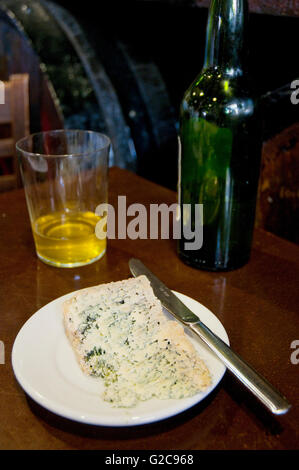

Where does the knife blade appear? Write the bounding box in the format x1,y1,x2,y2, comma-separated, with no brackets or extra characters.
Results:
129,258,291,415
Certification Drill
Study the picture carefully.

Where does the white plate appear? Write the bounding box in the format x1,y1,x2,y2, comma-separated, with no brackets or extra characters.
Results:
12,289,229,427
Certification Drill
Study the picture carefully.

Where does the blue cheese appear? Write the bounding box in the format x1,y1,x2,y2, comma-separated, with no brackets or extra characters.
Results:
63,276,211,407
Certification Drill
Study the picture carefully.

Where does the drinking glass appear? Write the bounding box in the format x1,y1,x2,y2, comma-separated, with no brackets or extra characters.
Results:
17,130,110,268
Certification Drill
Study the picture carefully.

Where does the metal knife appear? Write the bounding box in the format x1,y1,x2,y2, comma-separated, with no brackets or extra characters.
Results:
129,258,291,415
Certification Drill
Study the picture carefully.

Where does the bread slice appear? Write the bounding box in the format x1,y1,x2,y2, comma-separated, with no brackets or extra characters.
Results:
63,275,211,407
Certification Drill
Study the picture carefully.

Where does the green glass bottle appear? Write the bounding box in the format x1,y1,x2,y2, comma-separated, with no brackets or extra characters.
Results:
178,0,262,271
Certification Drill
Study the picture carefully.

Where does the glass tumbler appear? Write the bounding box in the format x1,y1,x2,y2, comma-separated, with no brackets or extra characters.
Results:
17,130,110,268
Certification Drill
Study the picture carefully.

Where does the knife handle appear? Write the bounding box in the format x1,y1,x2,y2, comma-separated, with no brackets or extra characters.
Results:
190,321,291,415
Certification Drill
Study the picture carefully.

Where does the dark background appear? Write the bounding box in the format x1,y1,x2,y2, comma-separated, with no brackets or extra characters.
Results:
55,0,298,118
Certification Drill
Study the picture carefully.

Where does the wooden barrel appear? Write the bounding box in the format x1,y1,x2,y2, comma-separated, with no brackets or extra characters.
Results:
0,0,178,188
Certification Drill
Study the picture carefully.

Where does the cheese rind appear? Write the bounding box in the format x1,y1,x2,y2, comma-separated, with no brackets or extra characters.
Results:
63,275,211,407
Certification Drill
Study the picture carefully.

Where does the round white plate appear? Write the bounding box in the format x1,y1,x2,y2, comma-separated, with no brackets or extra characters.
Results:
12,289,229,427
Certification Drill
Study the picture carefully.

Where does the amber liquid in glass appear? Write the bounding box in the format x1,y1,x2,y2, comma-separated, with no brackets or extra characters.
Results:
32,211,106,267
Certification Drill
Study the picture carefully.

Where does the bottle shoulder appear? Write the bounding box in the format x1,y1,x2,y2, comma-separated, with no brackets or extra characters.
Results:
181,67,256,123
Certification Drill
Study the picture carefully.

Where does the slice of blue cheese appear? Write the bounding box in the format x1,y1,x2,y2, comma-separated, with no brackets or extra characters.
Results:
63,275,211,407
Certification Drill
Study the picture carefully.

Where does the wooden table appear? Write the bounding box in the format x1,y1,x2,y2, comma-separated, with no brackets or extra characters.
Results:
0,167,298,451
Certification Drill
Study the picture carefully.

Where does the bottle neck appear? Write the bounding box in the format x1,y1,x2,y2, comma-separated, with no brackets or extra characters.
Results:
203,0,248,76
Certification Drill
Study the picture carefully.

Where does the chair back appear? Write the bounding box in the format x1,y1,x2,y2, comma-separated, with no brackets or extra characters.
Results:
0,74,30,191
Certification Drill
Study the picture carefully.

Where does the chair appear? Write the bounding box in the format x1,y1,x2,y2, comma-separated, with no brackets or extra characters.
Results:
0,74,30,191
